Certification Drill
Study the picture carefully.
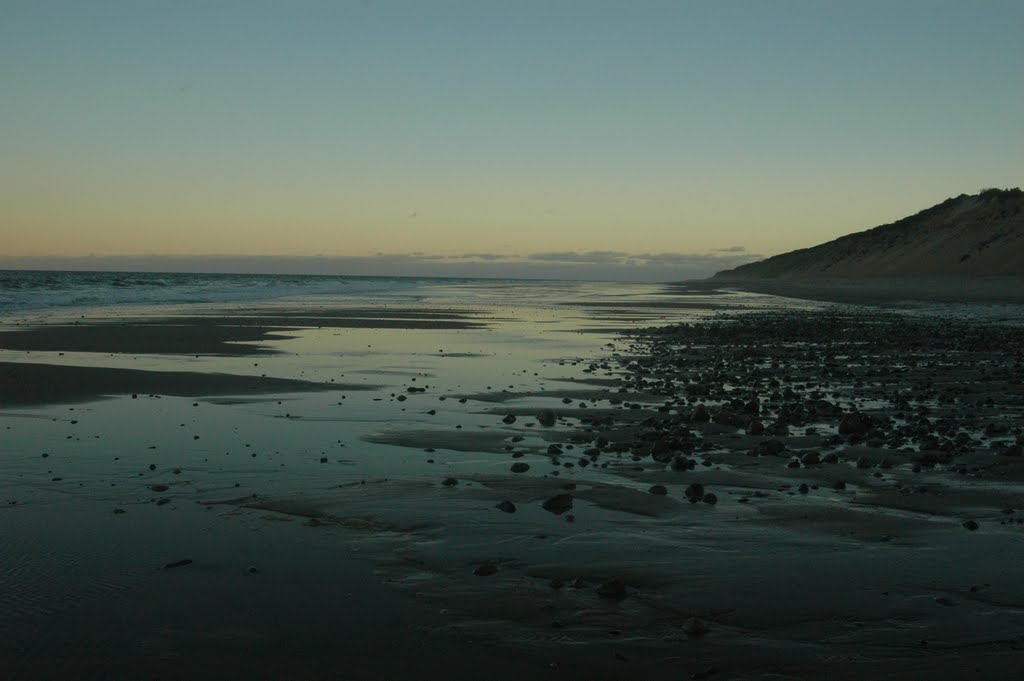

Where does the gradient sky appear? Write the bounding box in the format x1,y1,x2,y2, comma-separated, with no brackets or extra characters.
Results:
2,1,1022,278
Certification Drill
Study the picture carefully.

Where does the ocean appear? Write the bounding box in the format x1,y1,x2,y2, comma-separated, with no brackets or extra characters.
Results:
0,270,478,313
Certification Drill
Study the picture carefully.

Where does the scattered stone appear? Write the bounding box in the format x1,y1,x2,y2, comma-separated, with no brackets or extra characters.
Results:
799,451,820,466
510,462,530,473
496,500,517,513
542,494,573,515
474,562,498,576
684,617,709,637
163,559,193,569
597,579,627,599
537,410,557,427
648,484,668,495
962,520,979,531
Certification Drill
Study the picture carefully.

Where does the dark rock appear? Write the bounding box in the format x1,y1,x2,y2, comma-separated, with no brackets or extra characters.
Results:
442,477,458,487
495,500,517,513
839,412,873,437
648,484,668,495
163,559,193,569
691,405,711,422
597,579,627,599
702,493,717,504
962,520,979,531
684,616,709,637
537,410,557,427
510,462,530,473
474,562,498,576
542,494,573,515
150,484,169,492
502,414,517,424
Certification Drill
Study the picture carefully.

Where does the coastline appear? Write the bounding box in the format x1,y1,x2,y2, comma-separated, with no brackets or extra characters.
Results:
693,276,1024,305
2,283,1023,679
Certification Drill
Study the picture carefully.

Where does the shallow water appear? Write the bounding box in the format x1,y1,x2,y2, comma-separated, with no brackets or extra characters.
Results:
2,278,1022,680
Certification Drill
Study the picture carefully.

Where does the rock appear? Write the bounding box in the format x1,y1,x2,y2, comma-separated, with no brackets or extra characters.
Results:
648,484,668,495
702,493,717,505
962,520,979,531
502,414,517,424
150,484,169,492
799,451,820,466
671,455,694,471
474,562,498,576
691,405,711,422
684,616,709,637
537,410,557,427
542,494,573,515
495,500,517,513
746,420,765,436
839,412,873,437
163,559,192,569
798,483,809,494
597,579,627,599
442,477,458,487
685,483,705,500
510,462,530,473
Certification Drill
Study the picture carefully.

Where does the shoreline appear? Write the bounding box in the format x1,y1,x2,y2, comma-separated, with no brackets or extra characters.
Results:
3,290,1023,679
687,275,1024,305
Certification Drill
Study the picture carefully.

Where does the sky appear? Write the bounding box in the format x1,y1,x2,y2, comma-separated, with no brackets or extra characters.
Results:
2,0,1022,280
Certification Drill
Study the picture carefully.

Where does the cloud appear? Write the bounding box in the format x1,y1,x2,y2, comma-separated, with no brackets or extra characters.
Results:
527,251,631,264
714,246,746,253
447,253,512,261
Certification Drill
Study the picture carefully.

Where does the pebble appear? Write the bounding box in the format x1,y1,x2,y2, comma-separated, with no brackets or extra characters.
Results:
495,500,517,513
474,562,499,576
683,616,709,637
163,559,193,569
597,579,627,599
542,494,573,515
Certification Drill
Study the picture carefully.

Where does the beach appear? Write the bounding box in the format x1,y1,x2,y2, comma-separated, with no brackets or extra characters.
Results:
2,274,1023,680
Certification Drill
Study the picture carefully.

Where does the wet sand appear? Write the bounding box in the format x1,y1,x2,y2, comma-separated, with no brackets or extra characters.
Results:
2,285,1023,680
697,276,1024,305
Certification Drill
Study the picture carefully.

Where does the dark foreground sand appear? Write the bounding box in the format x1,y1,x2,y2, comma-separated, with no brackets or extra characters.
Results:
2,296,1023,680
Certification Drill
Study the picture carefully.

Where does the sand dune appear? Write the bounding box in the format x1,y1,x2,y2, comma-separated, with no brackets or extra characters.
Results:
715,188,1024,279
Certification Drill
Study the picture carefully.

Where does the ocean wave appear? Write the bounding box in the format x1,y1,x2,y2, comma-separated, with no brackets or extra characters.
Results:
0,271,433,313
